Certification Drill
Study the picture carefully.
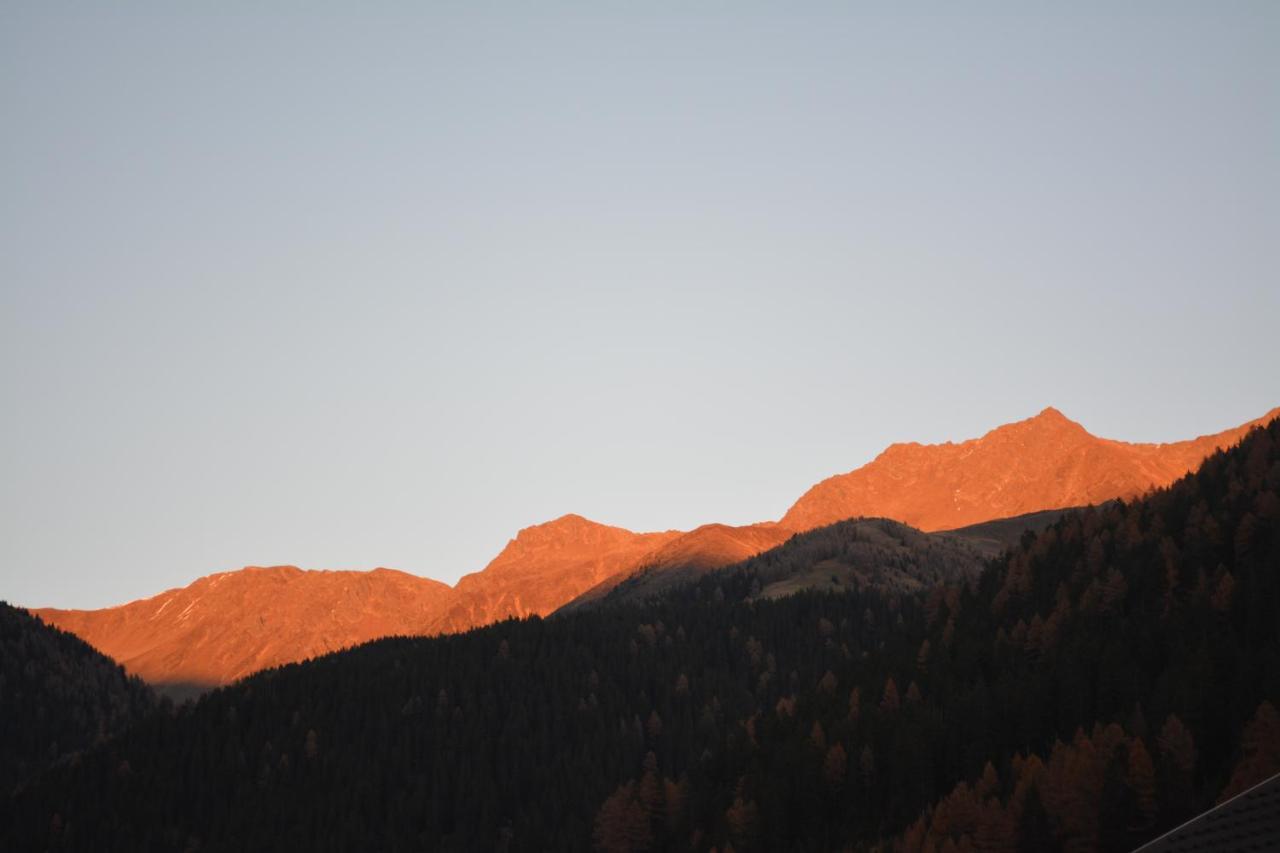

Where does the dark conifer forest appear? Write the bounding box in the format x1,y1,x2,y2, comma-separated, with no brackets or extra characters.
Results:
2,419,1278,852
0,604,156,796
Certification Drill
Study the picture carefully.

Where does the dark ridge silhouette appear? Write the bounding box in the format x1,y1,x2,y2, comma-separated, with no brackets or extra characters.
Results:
151,681,217,704
563,517,992,613
562,507,1078,614
938,505,1081,549
0,603,156,796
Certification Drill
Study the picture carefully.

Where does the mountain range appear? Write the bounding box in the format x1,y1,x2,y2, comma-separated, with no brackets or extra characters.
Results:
6,411,1277,852
35,567,453,689
31,405,1279,690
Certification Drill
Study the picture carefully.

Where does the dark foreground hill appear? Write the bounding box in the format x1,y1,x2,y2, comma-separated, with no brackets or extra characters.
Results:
563,517,986,613
563,508,1076,613
0,603,155,796
3,418,1278,852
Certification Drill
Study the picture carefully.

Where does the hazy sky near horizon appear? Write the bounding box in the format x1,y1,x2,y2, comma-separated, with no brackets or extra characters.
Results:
3,3,1277,609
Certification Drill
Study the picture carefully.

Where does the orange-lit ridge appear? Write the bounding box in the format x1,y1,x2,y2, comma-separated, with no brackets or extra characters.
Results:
33,406,1279,688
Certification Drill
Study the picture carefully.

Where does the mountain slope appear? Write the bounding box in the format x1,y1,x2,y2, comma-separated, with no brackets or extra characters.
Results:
566,509,1076,612
33,517,679,691
572,518,989,611
0,603,155,794
36,566,454,690
426,514,680,634
563,521,794,611
30,406,1275,691
937,505,1078,550
5,415,1275,852
781,406,1280,533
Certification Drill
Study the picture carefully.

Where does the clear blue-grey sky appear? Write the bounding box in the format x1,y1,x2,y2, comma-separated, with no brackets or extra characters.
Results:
3,3,1277,609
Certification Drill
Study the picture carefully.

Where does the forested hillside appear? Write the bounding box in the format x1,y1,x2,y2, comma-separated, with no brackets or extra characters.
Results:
3,418,1277,852
566,517,994,613
0,604,156,796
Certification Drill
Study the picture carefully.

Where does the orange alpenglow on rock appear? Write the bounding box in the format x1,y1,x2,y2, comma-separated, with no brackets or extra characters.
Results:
32,405,1278,689
639,522,794,575
35,566,454,689
428,514,682,634
779,406,1280,534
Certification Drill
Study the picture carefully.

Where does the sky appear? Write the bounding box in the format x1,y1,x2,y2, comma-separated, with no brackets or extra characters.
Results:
2,3,1277,609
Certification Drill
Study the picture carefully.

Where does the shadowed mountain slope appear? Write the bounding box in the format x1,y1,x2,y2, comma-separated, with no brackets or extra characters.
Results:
563,521,794,611
591,517,992,609
565,507,1079,613
936,505,1080,552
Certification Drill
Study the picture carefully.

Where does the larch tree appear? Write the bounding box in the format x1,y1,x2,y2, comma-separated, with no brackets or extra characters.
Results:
1219,701,1280,801
881,677,901,713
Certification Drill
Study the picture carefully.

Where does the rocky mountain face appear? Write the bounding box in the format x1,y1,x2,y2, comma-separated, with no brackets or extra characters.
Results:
780,406,1280,533
32,406,1276,689
427,515,680,634
35,567,454,690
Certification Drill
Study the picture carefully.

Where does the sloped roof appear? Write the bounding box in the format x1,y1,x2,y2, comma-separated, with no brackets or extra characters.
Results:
1133,772,1280,852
